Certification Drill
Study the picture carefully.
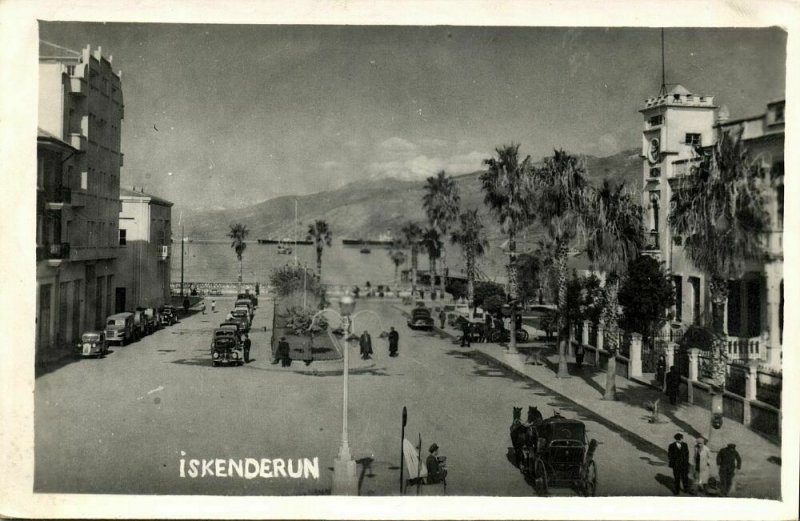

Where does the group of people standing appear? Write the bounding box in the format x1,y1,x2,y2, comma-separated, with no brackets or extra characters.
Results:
668,432,743,496
359,327,401,359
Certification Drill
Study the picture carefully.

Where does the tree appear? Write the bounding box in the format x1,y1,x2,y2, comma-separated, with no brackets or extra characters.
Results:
531,149,589,376
388,247,408,281
472,281,506,310
450,208,489,306
619,255,675,342
421,227,442,296
668,131,770,395
481,144,535,353
400,222,424,294
227,223,249,291
306,220,333,278
515,253,544,306
584,180,644,400
423,171,461,300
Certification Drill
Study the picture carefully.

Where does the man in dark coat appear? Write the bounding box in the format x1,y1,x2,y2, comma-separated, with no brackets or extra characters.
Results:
438,309,446,329
243,333,252,363
460,318,471,347
716,443,742,497
667,433,691,495
484,313,493,343
359,331,373,360
277,337,291,367
388,327,399,357
665,365,681,405
425,443,447,485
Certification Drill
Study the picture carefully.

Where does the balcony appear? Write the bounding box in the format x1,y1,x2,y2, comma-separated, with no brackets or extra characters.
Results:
36,242,71,263
68,133,87,151
44,187,72,210
68,77,88,96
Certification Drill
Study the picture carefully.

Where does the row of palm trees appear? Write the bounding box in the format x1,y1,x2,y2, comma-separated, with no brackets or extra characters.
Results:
401,131,769,401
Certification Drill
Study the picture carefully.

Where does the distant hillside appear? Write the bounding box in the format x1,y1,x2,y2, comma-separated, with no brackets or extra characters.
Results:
183,147,642,243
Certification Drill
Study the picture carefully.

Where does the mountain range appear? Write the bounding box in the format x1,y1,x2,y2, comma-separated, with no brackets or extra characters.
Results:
181,147,643,243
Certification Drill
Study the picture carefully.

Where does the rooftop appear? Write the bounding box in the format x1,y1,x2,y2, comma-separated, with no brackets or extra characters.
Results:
120,187,174,207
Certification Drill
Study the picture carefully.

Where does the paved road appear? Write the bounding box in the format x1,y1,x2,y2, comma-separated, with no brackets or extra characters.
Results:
35,299,676,496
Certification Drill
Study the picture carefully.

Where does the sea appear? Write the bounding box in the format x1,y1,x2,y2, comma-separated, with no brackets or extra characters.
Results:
169,240,509,287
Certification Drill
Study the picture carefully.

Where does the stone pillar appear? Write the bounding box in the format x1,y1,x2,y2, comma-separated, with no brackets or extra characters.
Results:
582,320,590,346
688,348,700,382
743,361,759,426
665,342,677,371
630,332,643,378
765,270,782,369
596,324,605,366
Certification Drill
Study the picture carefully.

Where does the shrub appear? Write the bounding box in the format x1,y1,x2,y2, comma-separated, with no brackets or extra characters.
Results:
284,306,329,336
619,256,675,336
484,294,505,316
269,265,321,298
473,281,506,308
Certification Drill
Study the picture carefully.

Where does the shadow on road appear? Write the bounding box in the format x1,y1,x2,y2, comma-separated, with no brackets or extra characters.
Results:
171,357,212,367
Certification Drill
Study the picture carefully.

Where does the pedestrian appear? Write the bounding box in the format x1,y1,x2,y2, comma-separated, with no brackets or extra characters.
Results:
716,443,742,497
387,327,400,357
575,341,585,368
484,313,493,343
255,282,260,296
656,355,667,391
665,365,681,405
359,330,373,360
425,443,447,485
243,333,251,363
668,433,691,495
211,299,216,313
201,301,206,315
438,308,446,329
277,336,292,367
302,336,313,366
183,297,190,315
692,436,712,494
460,318,471,347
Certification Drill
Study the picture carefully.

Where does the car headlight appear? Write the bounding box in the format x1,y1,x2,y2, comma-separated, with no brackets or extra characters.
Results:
232,352,239,359
212,351,220,359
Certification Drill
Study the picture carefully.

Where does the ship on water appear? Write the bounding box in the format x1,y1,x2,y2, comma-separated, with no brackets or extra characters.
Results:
342,230,396,247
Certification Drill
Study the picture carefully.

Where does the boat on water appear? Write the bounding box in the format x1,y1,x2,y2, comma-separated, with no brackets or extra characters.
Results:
360,248,371,254
343,238,395,246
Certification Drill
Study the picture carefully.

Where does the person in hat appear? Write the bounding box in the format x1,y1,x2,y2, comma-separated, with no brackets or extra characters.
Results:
277,336,292,367
667,433,690,495
425,443,447,485
692,436,712,493
388,327,400,357
242,333,252,363
716,443,742,497
359,330,373,360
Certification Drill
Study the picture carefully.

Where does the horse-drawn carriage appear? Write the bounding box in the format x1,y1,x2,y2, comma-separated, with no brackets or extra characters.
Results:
510,407,598,496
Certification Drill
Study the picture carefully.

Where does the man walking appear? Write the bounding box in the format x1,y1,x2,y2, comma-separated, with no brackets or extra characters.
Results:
484,313,493,343
668,433,691,495
277,336,291,367
388,327,399,357
359,330,373,360
692,437,712,494
243,333,251,363
201,301,206,315
716,443,742,497
211,299,216,313
460,318,471,347
438,308,446,329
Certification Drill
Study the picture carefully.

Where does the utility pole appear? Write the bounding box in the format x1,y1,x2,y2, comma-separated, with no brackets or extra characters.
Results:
180,223,185,297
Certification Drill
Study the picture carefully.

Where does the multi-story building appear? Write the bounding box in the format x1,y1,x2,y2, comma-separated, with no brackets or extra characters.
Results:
639,85,784,369
36,42,124,364
116,187,173,311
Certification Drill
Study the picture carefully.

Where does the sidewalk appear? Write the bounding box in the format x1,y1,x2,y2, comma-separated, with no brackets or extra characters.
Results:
395,304,782,499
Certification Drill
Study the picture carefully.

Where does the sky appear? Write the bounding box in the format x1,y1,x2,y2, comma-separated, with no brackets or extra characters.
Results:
39,23,786,213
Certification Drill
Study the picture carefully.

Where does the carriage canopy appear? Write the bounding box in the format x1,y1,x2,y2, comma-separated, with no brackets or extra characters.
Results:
538,418,586,443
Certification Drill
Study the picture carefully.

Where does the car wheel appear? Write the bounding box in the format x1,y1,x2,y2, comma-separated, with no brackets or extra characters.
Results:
212,361,219,367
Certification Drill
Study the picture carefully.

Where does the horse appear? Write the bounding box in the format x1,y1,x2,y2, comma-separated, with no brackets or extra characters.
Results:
527,406,543,425
510,407,528,466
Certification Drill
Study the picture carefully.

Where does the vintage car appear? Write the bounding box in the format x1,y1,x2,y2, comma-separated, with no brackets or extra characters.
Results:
136,307,158,335
159,305,178,326
407,307,435,330
235,299,254,317
230,309,251,330
105,312,135,345
237,292,258,308
211,336,244,367
76,331,108,358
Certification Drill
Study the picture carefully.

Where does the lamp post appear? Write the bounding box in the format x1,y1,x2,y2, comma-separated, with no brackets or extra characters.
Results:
332,293,358,495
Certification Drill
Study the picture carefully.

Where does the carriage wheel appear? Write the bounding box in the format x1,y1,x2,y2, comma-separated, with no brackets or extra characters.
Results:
583,460,597,497
518,329,529,342
525,453,536,476
534,458,548,495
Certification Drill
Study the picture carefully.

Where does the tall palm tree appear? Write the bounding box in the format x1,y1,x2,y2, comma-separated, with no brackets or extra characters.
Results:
227,223,250,291
669,131,770,393
480,144,535,353
388,247,408,282
422,171,461,300
584,180,644,400
450,209,489,306
306,220,333,278
400,222,424,294
531,149,589,374
421,227,442,297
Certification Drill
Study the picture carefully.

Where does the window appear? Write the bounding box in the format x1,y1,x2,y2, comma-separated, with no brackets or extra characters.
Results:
648,115,663,127
673,276,683,323
80,171,88,190
119,228,127,246
649,167,661,178
773,103,785,123
777,184,784,228
685,133,701,146
689,277,701,325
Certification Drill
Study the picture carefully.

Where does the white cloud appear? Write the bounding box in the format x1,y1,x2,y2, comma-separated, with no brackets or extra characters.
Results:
379,136,418,153
590,133,620,157
320,160,340,170
444,150,487,174
367,150,487,181
419,137,450,149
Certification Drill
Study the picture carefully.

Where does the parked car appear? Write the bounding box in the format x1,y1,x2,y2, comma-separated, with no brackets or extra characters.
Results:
137,307,158,335
76,331,108,358
105,312,135,345
235,299,254,318
237,292,258,308
407,307,435,330
132,310,149,340
230,309,251,330
211,336,243,367
219,321,244,338
159,305,178,326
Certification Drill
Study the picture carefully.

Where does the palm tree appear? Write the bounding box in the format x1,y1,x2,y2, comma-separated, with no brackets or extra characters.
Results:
306,220,333,278
422,171,461,300
400,222,424,294
531,149,588,373
421,227,442,297
388,247,408,282
450,209,489,306
584,180,644,400
480,144,535,353
668,131,770,394
227,223,250,291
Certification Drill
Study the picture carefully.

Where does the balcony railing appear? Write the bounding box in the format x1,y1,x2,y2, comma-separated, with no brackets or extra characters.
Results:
36,242,71,261
726,336,764,362
44,187,72,210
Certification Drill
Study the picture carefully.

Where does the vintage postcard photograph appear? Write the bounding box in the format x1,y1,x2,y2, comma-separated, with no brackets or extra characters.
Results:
1,1,798,519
